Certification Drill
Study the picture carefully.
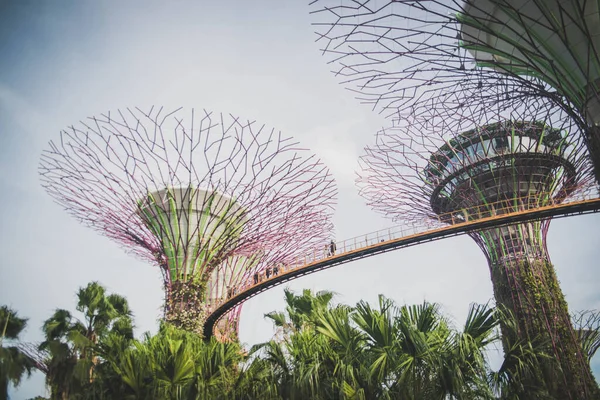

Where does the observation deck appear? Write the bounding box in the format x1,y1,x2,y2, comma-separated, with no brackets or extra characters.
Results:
425,121,576,218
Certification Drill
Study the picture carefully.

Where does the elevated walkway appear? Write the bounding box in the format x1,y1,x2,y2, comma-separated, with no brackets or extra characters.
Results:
204,193,600,338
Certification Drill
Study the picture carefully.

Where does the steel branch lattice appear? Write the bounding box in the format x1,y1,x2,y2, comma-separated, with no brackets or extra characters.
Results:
310,0,600,182
317,5,600,390
355,88,596,226
309,0,594,120
311,3,600,393
39,107,337,338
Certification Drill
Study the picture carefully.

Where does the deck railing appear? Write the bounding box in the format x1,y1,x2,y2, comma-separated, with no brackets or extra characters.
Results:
205,189,600,332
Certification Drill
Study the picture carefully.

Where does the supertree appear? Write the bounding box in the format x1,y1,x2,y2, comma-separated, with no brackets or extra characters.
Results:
310,0,600,183
39,107,337,338
357,80,599,397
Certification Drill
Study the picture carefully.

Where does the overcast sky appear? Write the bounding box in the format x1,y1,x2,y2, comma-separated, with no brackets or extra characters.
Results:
1,1,599,398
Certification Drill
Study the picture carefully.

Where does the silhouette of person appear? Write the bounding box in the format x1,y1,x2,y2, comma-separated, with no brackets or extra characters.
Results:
253,273,258,284
329,240,336,256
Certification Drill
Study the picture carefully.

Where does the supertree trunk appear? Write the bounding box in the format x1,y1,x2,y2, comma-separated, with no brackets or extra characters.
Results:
164,279,208,333
311,1,600,394
356,88,599,396
39,107,337,339
472,221,597,397
492,257,594,397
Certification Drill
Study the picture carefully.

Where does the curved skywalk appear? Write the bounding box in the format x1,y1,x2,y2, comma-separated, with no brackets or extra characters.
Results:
204,193,600,339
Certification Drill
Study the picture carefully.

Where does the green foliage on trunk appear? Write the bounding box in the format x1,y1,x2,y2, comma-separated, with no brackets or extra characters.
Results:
490,259,600,399
164,280,208,335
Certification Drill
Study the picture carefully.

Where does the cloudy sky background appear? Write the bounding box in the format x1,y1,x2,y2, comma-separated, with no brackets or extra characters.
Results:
1,1,598,398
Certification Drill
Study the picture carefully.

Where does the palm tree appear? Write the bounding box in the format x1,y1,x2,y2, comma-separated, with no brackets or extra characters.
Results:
92,323,247,400
489,308,600,399
191,333,244,398
230,351,279,399
40,282,132,399
0,306,34,400
265,288,335,337
258,289,500,400
258,288,343,399
326,297,497,399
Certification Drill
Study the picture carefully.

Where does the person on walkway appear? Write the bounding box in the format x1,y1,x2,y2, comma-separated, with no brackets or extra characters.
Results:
328,239,336,256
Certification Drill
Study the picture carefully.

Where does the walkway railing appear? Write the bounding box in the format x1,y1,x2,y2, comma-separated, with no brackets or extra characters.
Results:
204,190,600,338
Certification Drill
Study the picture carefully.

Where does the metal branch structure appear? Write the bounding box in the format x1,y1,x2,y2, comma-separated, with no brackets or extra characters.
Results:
357,83,599,397
39,107,337,339
573,310,600,363
17,342,48,374
310,3,600,392
310,0,600,183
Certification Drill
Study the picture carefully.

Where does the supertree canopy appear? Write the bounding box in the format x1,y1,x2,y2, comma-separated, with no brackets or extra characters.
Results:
458,0,599,123
39,107,337,338
358,83,599,397
310,0,600,183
